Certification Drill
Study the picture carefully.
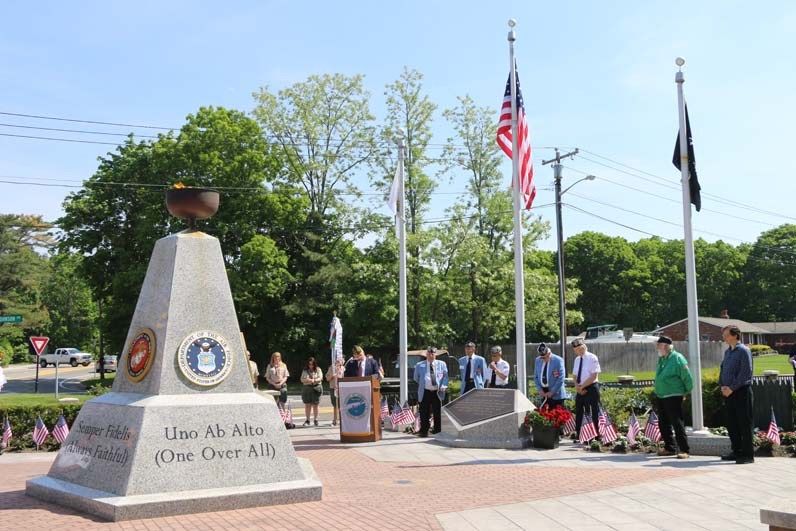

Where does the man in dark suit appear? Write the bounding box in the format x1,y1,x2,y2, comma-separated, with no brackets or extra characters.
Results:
344,345,381,378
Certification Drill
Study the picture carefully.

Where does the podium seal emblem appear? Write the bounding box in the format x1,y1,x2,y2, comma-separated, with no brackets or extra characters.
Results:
125,328,156,383
177,331,233,386
344,393,367,419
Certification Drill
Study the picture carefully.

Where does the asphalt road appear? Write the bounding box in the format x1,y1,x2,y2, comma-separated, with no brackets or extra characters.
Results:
1,363,111,394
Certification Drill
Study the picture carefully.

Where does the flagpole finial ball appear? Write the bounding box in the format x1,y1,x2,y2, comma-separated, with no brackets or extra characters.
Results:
675,57,685,67
508,18,516,28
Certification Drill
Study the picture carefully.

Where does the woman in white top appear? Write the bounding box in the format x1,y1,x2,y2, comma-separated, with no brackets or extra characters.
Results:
325,357,345,426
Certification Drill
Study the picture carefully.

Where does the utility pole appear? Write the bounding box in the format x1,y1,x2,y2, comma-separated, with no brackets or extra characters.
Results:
542,148,579,371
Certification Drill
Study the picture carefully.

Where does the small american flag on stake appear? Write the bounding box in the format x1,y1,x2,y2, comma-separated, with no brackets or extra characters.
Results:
497,64,536,210
627,411,641,445
53,414,70,444
767,408,781,446
563,414,577,436
380,398,389,421
644,410,661,442
33,415,49,447
279,403,293,424
579,409,598,444
598,407,618,444
2,416,11,446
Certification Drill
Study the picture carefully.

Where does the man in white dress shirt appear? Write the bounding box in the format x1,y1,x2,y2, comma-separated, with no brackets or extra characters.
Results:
484,346,510,388
571,337,601,440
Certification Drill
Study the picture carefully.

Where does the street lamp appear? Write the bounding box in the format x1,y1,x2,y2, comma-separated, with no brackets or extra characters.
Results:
541,147,595,369
555,172,595,367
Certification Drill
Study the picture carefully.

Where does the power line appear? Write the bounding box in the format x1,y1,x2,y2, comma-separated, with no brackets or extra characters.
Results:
0,111,174,130
566,192,796,259
578,148,796,223
0,175,537,198
6,203,555,236
0,122,161,139
564,164,782,229
0,109,564,152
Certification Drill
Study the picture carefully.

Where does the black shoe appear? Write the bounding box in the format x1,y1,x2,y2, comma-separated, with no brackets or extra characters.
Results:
735,457,755,464
417,432,428,438
431,429,441,434
720,453,737,461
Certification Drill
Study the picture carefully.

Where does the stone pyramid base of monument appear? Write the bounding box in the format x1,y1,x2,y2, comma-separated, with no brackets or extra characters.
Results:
26,392,322,521
25,230,322,521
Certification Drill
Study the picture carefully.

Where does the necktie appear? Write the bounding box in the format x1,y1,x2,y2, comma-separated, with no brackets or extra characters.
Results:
576,357,583,384
430,362,437,387
465,357,472,381
360,361,365,377
490,365,497,387
542,361,549,386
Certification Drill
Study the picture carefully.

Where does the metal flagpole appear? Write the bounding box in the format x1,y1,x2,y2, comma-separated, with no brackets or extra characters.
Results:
675,57,704,431
508,19,527,397
397,137,409,406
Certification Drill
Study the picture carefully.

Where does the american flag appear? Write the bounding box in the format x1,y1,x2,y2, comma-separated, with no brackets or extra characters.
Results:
497,64,535,210
2,417,11,446
627,411,641,445
279,403,293,424
563,414,577,436
598,407,618,444
33,415,49,447
380,398,389,421
767,408,781,446
579,410,598,444
52,414,70,444
644,410,661,442
392,402,415,426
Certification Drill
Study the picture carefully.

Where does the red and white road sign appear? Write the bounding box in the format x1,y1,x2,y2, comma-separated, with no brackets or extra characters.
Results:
29,336,50,356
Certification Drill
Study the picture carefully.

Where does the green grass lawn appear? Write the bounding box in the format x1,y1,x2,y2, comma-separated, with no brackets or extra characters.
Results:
0,394,90,407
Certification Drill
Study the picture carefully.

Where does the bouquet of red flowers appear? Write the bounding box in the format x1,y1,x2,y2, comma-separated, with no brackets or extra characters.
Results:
525,405,573,428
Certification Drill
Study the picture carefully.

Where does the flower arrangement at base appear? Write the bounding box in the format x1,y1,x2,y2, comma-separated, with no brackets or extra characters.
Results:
524,406,574,429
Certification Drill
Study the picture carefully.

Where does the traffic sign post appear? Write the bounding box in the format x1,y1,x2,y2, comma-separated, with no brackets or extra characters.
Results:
29,337,49,394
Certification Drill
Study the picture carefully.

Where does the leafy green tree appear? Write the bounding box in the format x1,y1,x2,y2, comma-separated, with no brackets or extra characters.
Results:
739,224,796,321
375,68,437,346
41,253,97,351
0,215,52,360
58,107,300,356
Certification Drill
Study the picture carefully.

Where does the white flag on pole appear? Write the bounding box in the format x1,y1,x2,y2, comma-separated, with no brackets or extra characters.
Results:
388,162,403,220
329,316,343,368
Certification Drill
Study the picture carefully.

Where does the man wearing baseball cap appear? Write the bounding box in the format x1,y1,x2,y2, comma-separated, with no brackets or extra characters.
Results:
533,343,567,409
413,346,448,437
653,335,693,459
571,337,601,440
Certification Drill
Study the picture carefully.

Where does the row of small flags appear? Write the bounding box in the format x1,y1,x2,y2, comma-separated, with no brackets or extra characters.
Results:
2,414,70,448
569,407,783,447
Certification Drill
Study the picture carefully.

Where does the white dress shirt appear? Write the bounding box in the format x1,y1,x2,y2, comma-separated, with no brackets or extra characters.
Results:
573,351,600,384
424,361,439,391
485,359,510,386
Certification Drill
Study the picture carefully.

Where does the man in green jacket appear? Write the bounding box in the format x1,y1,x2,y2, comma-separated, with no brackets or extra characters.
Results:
654,335,694,459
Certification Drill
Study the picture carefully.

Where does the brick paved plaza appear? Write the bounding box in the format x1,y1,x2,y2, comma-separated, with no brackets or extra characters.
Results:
1,425,791,531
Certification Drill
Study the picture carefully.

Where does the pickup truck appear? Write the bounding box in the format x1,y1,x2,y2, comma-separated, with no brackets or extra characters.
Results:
39,348,92,368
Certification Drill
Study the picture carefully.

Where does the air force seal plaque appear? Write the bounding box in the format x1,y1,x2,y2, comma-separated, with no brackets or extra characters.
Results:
177,331,233,387
126,328,156,383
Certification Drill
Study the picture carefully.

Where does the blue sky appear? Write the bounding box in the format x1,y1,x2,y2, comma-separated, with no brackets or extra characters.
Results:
2,0,795,251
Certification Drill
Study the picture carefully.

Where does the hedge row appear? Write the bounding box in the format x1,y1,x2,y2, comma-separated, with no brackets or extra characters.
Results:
0,405,81,452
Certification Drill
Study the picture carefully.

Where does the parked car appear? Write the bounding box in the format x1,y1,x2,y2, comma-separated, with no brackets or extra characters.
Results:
39,348,92,368
94,355,118,373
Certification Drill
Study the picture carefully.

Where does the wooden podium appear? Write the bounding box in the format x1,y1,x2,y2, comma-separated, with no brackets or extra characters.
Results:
337,376,381,443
